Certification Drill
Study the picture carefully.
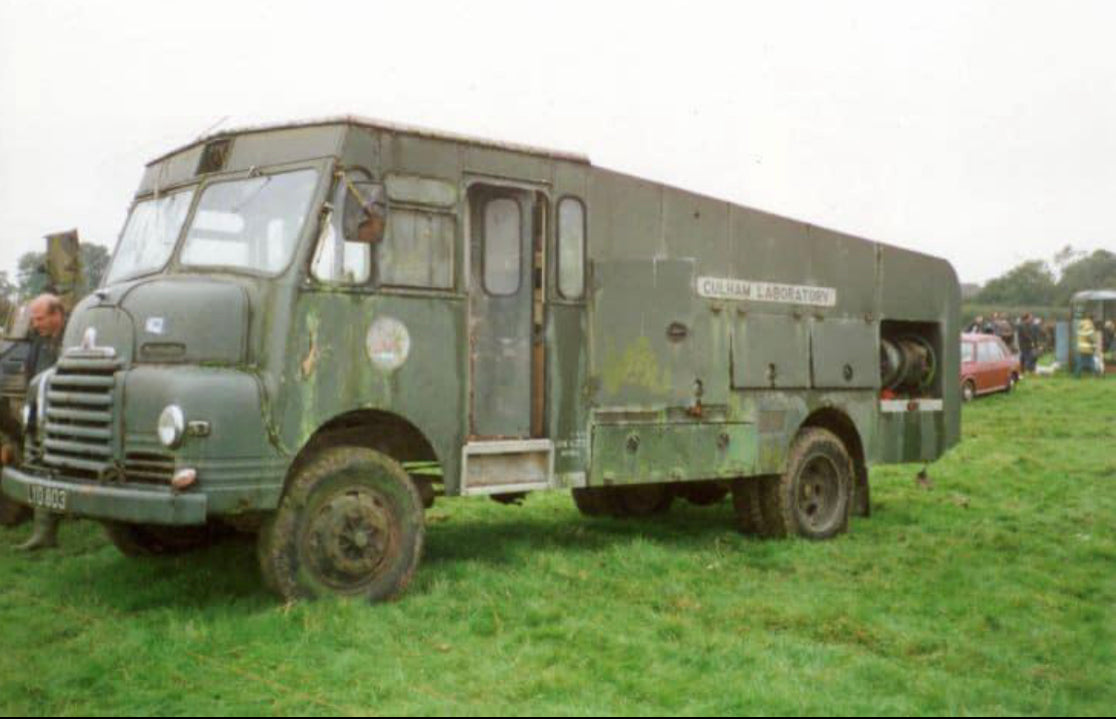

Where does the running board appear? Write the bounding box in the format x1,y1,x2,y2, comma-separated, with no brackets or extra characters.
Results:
460,439,555,496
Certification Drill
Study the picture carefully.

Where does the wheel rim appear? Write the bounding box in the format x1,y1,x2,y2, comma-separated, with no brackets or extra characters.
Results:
304,488,399,591
963,383,974,402
795,455,843,531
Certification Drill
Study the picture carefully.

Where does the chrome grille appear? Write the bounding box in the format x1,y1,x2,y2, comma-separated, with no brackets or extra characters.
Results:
42,353,120,477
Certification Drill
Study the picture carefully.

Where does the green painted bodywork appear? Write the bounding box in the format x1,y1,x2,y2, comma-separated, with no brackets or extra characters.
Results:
1,118,960,525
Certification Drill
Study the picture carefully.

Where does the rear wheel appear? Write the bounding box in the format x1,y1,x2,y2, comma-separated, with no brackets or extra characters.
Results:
731,478,767,535
962,380,976,403
258,446,425,603
571,487,612,517
757,428,852,540
608,484,673,517
573,484,674,518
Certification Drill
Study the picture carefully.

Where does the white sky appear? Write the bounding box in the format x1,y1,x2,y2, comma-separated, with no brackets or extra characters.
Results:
1,0,1114,285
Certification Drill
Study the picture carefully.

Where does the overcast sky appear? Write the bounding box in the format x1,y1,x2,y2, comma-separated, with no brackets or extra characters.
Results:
1,0,1113,285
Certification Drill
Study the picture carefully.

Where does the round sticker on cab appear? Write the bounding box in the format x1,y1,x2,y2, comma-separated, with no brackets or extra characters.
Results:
366,317,411,371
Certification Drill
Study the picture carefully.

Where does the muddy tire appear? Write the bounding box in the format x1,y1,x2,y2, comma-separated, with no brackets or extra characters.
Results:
677,481,729,506
731,478,765,535
256,514,282,594
0,494,31,527
572,487,612,517
757,428,852,540
608,484,673,517
103,521,215,556
258,446,424,603
852,464,871,518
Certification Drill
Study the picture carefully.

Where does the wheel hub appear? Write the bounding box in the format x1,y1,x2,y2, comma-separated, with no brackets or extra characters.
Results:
796,456,841,530
306,489,397,588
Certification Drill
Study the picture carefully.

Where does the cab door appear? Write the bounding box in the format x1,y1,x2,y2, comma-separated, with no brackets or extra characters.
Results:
467,183,545,439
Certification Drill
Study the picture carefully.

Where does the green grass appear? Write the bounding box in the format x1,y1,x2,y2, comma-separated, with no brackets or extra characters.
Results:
2,376,1114,716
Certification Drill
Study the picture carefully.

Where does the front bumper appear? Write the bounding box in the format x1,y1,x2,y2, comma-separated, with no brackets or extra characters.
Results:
2,465,206,525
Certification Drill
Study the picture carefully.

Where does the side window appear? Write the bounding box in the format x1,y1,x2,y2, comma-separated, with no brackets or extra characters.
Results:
557,197,586,299
311,222,371,284
312,173,456,289
379,209,455,289
977,342,997,362
961,342,975,362
484,197,521,296
311,174,373,284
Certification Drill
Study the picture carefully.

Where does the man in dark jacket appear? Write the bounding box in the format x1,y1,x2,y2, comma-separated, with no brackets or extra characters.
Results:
1016,313,1036,374
18,294,66,550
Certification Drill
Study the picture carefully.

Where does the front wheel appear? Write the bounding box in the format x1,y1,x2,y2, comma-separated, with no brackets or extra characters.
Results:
258,446,425,603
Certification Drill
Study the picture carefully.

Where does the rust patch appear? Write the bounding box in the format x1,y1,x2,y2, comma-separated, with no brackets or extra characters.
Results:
301,328,319,379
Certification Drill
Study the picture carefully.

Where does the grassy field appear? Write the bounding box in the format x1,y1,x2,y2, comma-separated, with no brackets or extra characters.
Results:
1,376,1113,716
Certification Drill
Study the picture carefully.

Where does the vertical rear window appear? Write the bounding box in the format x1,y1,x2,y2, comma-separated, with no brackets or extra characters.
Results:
557,197,586,299
484,198,521,296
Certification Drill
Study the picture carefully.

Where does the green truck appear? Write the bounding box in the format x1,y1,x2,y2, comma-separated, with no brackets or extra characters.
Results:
2,117,960,601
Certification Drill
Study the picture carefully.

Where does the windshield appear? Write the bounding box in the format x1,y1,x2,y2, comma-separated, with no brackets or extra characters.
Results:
180,169,320,274
104,189,196,285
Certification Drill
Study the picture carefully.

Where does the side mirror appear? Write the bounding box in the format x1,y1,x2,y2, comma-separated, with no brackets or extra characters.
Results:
343,181,386,245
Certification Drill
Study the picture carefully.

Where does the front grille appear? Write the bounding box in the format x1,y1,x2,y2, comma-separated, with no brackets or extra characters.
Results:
42,352,120,478
125,450,175,484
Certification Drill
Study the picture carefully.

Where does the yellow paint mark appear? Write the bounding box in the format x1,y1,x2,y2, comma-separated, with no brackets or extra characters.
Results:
602,336,671,396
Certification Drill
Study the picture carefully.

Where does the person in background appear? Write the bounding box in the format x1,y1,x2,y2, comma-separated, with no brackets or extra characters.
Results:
17,293,67,550
1016,312,1036,374
994,313,1014,349
1074,314,1097,378
1095,319,1106,375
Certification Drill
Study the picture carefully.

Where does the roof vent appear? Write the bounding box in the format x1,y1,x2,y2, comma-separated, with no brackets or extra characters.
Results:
197,139,231,175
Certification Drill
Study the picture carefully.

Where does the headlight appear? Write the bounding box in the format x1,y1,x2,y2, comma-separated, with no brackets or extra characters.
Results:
157,405,186,448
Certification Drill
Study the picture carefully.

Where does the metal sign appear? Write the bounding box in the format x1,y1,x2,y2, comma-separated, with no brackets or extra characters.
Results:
696,276,837,307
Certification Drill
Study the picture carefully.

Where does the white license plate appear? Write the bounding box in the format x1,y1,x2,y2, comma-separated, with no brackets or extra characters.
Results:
27,485,67,512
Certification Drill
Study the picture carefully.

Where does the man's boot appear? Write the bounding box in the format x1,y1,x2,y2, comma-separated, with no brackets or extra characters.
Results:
17,510,60,551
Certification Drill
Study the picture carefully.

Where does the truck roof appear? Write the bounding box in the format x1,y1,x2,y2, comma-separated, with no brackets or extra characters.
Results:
140,116,955,278
147,115,591,167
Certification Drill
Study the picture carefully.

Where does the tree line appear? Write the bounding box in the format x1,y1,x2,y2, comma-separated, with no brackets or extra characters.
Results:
973,247,1116,307
0,244,110,304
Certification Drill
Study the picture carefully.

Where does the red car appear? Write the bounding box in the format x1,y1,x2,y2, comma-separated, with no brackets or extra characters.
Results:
960,333,1021,402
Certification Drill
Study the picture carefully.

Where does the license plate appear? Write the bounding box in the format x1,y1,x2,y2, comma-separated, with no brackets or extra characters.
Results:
27,485,67,512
